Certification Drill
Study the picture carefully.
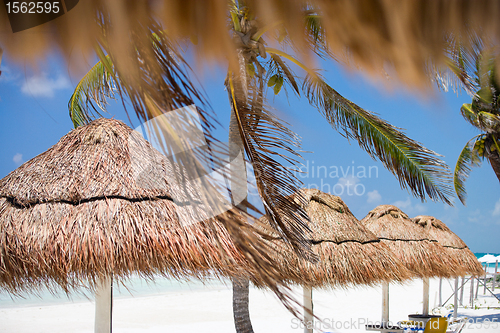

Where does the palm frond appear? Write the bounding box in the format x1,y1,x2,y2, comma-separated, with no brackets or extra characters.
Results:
477,111,500,132
454,135,484,204
303,12,330,60
267,54,300,95
303,73,454,205
227,71,314,260
460,103,478,128
68,55,116,128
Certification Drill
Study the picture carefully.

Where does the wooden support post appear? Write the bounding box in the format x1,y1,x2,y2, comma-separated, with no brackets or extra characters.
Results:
494,260,498,291
453,278,459,320
95,277,113,333
475,276,480,300
423,278,430,315
438,278,442,307
484,264,487,295
303,286,313,333
459,276,465,306
470,276,474,307
382,282,389,324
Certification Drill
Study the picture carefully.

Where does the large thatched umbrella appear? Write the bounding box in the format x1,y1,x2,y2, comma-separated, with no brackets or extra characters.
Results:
258,189,411,332
360,205,461,322
412,215,483,277
0,118,287,331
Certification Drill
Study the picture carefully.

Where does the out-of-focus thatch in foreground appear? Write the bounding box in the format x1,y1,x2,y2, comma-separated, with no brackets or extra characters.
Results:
412,215,484,276
257,189,412,288
360,205,462,278
0,118,289,295
2,0,500,88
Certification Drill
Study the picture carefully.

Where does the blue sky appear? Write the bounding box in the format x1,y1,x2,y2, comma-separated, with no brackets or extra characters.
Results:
0,52,499,253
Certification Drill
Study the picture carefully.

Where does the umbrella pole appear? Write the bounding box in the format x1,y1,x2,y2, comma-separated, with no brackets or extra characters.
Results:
438,278,442,307
303,285,313,333
95,276,113,333
423,277,429,315
469,276,474,307
453,278,458,320
483,264,487,295
459,276,464,306
494,260,498,291
382,282,389,324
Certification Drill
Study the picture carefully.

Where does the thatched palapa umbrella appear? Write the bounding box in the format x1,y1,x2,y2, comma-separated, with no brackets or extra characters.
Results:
412,215,484,319
360,205,460,322
258,189,411,332
411,215,483,277
0,118,284,331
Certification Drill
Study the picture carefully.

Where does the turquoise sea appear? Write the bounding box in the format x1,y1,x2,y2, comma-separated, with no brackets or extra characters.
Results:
474,252,500,268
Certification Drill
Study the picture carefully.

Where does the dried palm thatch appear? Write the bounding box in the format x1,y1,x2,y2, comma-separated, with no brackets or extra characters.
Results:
412,215,484,276
360,205,463,278
2,1,500,88
257,189,412,289
0,118,293,296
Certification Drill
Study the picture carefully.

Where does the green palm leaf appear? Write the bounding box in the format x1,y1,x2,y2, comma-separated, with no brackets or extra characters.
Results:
454,135,484,204
303,73,454,204
68,55,116,128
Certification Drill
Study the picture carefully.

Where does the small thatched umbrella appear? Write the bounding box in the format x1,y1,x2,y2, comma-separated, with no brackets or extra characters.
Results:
360,205,461,322
0,118,283,331
412,215,483,276
258,189,411,332
412,215,484,319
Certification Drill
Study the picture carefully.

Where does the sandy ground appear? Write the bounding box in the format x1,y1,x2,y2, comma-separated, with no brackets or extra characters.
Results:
1,277,499,332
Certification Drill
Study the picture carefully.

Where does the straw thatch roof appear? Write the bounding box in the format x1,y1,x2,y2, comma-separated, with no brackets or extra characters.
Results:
360,205,462,278
2,1,500,88
0,118,281,294
257,189,412,288
412,215,484,276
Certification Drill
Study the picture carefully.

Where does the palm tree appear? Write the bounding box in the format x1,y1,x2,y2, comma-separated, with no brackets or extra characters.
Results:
446,40,500,204
68,4,454,332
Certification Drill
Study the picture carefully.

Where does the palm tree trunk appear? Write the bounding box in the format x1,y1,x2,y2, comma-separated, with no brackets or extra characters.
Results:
232,277,254,333
229,98,254,333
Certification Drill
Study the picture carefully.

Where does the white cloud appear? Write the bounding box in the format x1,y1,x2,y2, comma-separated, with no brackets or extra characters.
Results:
367,190,382,204
21,73,70,98
337,175,359,187
391,197,427,216
468,209,482,223
333,175,361,196
13,153,23,165
492,198,500,216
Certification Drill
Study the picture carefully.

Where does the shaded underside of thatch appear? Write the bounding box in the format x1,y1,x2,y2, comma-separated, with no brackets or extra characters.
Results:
0,196,258,294
258,189,412,287
1,0,495,299
360,205,462,278
412,215,484,276
2,1,500,88
268,240,411,289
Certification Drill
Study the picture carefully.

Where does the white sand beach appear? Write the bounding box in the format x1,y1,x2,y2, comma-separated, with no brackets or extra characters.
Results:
1,277,499,333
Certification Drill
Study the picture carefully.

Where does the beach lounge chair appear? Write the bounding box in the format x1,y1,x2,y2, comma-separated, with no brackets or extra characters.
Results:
446,317,468,333
399,316,467,333
399,317,447,333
